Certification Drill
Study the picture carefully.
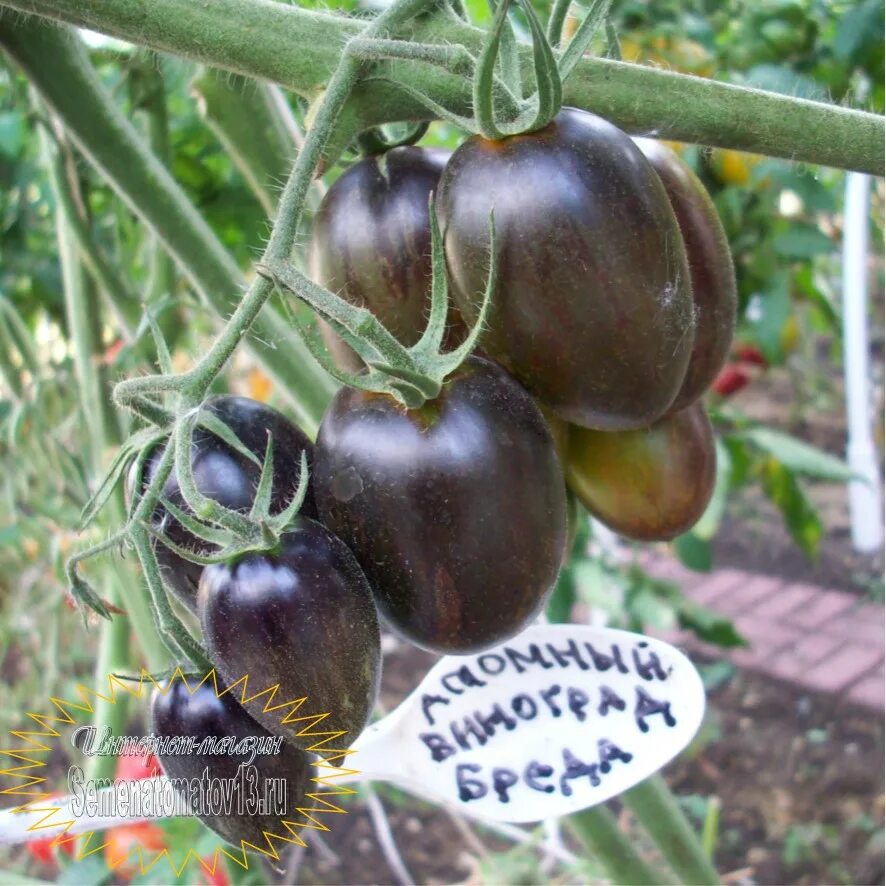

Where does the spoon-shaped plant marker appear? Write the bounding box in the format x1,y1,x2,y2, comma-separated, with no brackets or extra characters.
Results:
0,624,704,837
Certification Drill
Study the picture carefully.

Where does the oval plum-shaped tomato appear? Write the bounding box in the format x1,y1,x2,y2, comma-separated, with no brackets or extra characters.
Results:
198,520,381,748
313,357,567,654
308,146,464,370
151,679,313,849
633,138,737,411
565,403,715,542
436,107,695,430
131,396,314,611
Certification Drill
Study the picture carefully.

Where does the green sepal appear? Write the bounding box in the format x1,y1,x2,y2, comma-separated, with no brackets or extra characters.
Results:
196,410,263,469
248,433,276,521
81,425,167,530
157,495,237,546
558,0,612,80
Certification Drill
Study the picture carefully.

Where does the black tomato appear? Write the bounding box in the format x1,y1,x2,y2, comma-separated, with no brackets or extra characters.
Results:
634,138,737,412
308,146,465,370
436,107,696,431
313,356,567,654
150,679,314,849
565,402,716,542
198,520,381,748
131,396,315,611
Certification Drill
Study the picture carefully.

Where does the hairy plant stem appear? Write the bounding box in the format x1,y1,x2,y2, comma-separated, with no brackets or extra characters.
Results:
1,0,881,173
623,775,721,885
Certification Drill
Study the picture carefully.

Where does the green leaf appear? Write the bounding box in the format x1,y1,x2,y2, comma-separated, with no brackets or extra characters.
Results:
0,111,24,158
793,265,840,333
760,459,823,558
722,434,753,490
742,427,852,481
678,604,747,648
673,532,713,572
692,437,732,540
834,0,883,62
745,271,791,363
628,587,678,630
57,853,111,885
772,224,834,260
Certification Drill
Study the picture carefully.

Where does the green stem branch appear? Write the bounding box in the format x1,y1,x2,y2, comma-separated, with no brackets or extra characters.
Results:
566,805,669,885
623,775,721,885
1,0,881,173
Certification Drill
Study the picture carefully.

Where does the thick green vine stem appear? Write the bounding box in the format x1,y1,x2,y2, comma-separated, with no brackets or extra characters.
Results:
3,0,880,173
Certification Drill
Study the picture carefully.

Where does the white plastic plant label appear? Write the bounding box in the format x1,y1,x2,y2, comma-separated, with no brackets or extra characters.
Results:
351,624,705,823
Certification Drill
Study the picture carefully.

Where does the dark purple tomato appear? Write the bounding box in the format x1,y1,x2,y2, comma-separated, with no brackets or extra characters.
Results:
633,138,737,412
151,679,314,849
131,396,315,611
308,146,464,371
313,356,567,654
565,403,715,541
436,107,696,431
198,520,381,748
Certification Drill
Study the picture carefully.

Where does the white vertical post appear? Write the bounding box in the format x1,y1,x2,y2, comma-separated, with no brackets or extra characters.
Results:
842,172,883,552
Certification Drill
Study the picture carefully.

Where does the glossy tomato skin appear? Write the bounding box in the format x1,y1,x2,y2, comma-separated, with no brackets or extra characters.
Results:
634,138,737,412
565,403,715,542
314,356,567,654
436,107,695,430
132,396,315,611
151,680,313,848
308,146,463,371
198,520,381,748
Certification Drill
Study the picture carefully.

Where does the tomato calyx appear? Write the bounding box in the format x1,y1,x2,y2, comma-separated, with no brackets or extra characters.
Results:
259,200,496,410
355,121,429,158
143,429,311,569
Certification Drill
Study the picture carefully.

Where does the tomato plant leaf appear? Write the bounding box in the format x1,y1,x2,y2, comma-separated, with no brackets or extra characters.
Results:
678,603,746,648
760,458,823,558
742,427,852,481
673,532,713,573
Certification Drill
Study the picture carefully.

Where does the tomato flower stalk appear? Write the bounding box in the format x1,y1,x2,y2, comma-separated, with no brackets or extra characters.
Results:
61,0,452,669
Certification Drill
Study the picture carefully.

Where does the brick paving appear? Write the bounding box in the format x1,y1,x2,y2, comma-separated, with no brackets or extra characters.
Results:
643,556,885,710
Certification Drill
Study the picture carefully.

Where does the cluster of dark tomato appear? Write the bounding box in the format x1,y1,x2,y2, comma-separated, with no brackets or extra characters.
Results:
141,106,735,850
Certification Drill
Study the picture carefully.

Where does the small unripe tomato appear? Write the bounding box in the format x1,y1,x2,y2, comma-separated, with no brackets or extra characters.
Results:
566,403,716,542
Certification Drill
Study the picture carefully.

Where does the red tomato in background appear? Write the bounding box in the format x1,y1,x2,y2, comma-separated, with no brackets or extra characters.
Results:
25,794,77,867
115,752,161,781
104,821,166,880
712,365,751,396
198,857,232,886
26,831,76,866
733,342,769,368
